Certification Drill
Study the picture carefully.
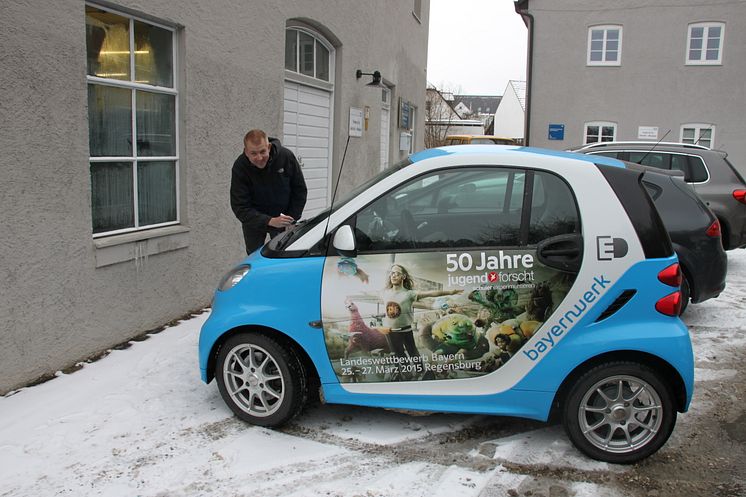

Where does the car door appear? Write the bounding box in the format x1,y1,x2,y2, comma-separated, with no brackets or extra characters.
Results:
319,166,584,389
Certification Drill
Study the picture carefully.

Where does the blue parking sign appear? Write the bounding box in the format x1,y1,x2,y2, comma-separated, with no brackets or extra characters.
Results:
548,124,565,140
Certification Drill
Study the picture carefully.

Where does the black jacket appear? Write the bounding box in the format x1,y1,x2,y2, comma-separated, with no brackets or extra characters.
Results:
230,138,307,235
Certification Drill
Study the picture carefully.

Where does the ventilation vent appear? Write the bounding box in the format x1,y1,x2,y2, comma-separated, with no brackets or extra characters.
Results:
595,290,637,322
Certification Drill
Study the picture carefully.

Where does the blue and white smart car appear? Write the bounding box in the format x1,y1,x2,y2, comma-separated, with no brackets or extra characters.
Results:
199,146,694,464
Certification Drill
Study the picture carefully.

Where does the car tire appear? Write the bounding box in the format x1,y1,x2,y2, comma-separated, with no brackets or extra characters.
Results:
679,275,691,314
562,361,676,464
216,332,307,427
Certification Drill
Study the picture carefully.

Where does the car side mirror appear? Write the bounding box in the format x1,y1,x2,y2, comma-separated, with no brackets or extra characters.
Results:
332,225,357,257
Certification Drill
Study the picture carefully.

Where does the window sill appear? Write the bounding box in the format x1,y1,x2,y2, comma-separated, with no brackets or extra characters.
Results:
93,225,190,268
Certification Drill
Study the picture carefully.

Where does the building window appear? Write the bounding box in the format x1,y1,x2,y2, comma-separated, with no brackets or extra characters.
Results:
686,22,724,65
86,5,178,237
285,28,331,82
584,122,617,144
587,25,622,66
681,124,715,148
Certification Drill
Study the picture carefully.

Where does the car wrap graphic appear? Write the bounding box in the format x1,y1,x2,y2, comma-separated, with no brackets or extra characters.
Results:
321,250,576,383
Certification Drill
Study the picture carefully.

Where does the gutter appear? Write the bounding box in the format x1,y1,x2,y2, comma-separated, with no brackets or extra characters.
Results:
514,0,534,146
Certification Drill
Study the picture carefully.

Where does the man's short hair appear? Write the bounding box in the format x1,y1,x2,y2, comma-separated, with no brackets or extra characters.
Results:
244,129,268,146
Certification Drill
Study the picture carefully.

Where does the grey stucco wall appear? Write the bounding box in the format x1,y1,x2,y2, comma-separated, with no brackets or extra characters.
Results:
524,0,746,172
0,0,429,393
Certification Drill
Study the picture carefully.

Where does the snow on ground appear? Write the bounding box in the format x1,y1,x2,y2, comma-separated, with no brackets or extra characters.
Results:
1,250,745,497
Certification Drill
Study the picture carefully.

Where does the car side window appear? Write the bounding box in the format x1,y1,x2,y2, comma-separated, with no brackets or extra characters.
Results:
594,151,620,159
528,171,580,244
686,156,708,182
669,154,691,181
354,168,525,252
629,151,670,170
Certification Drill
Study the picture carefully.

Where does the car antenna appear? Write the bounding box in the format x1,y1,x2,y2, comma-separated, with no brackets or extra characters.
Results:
321,134,352,249
638,129,670,164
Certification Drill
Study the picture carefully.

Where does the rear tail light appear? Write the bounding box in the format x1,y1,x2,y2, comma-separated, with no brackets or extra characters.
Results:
656,264,683,316
656,292,682,316
705,219,721,238
734,190,746,204
658,263,682,287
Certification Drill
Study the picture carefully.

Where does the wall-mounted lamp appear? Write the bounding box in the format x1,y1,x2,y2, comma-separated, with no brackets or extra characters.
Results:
356,69,384,88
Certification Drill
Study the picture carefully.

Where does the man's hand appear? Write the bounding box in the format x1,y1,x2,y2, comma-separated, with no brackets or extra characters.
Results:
268,214,295,228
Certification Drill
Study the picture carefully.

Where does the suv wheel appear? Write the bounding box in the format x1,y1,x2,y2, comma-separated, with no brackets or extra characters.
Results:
563,362,676,464
216,333,307,427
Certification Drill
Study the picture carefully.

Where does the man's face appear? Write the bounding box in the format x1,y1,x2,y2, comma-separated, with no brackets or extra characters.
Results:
244,139,271,168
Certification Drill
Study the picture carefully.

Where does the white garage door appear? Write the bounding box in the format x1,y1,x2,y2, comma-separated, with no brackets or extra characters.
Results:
283,80,332,219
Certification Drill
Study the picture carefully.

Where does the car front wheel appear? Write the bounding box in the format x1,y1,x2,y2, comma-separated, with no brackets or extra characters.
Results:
563,362,676,464
216,333,307,427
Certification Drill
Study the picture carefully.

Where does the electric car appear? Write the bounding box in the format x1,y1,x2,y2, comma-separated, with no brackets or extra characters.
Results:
199,146,693,464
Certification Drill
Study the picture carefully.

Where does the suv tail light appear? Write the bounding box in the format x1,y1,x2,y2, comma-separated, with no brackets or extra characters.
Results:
734,190,746,204
705,219,721,238
656,292,682,316
658,263,682,287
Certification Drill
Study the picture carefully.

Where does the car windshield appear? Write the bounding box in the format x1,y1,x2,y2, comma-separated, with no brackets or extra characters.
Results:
270,157,412,250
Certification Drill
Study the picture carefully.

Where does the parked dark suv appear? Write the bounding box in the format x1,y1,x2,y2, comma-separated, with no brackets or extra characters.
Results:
631,164,727,312
573,142,746,250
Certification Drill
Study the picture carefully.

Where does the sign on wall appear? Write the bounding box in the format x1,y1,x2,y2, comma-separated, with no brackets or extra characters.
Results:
349,107,364,137
548,124,565,141
398,98,412,130
637,126,659,140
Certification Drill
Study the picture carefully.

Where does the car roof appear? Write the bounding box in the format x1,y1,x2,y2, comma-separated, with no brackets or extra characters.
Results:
445,134,515,139
411,145,628,169
572,141,711,152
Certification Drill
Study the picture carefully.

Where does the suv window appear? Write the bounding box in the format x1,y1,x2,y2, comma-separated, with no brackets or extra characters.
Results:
614,151,708,183
685,155,708,182
594,151,620,159
628,151,667,170
354,168,526,251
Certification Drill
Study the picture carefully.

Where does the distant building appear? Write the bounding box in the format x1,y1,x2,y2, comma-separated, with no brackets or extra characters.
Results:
452,95,501,133
516,0,746,169
493,80,526,143
425,86,485,147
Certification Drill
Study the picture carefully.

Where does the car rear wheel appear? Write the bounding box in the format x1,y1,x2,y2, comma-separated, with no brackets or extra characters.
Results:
563,362,676,464
216,333,307,427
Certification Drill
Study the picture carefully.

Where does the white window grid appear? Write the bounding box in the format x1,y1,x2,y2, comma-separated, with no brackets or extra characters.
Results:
285,27,333,83
587,25,623,66
87,3,179,238
584,121,617,144
686,22,724,65
680,123,715,148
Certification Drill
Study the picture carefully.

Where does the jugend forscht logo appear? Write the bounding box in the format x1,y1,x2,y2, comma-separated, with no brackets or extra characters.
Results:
446,251,535,286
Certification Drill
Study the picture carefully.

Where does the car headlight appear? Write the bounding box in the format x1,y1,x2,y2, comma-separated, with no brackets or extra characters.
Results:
217,265,251,291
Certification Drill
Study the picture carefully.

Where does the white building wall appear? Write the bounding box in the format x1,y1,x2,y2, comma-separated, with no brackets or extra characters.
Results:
0,0,430,393
493,83,525,139
522,0,746,172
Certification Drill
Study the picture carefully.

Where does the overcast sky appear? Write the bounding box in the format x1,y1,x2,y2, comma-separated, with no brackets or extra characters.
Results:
427,0,528,96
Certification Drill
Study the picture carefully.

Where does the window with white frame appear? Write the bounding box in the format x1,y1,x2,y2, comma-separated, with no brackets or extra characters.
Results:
285,28,331,82
584,122,617,144
686,22,724,65
587,25,622,66
681,124,715,148
86,5,178,237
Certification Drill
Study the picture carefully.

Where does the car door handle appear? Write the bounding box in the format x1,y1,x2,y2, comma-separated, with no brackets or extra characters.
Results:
537,234,583,273
540,247,580,257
